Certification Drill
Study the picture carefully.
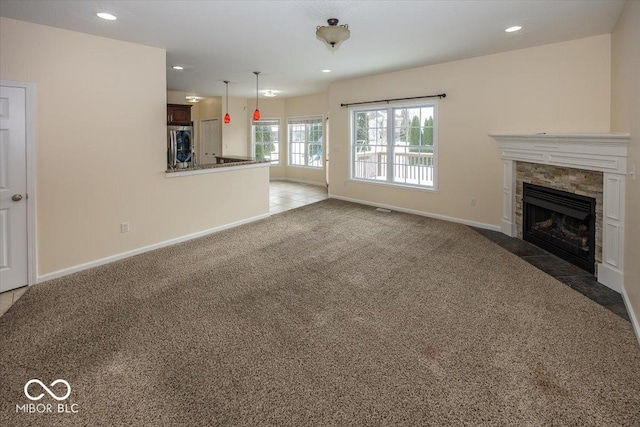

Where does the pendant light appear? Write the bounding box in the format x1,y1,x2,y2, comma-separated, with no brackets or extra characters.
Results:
253,71,261,121
223,80,231,124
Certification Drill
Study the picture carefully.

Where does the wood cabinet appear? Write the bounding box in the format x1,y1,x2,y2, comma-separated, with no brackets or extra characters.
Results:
167,104,192,125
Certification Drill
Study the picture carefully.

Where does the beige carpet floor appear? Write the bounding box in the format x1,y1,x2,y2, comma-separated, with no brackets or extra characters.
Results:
1,199,639,426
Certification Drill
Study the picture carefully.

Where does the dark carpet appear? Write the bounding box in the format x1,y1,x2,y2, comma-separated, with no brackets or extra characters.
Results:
1,199,639,426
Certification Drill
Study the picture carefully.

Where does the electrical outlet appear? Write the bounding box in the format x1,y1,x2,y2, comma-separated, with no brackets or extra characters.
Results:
120,222,130,233
471,197,477,206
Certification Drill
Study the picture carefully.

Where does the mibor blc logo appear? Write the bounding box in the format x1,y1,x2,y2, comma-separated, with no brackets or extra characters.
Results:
16,379,79,414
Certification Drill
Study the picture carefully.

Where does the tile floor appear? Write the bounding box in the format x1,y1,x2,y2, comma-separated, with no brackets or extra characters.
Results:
472,227,629,321
269,180,328,214
0,286,28,317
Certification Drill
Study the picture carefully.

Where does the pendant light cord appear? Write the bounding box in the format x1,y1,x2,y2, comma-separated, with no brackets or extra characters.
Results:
224,81,229,113
252,71,261,121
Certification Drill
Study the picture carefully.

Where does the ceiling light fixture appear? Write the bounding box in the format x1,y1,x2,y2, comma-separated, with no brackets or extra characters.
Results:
322,69,332,73
186,96,202,103
316,18,350,49
505,25,522,33
172,65,184,70
253,72,261,121
264,90,276,98
97,12,117,21
223,80,231,124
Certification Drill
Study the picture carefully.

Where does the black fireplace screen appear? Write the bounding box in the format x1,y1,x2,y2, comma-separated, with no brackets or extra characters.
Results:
522,183,596,273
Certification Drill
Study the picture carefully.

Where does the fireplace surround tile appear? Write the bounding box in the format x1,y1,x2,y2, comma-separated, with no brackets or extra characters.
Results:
515,162,603,268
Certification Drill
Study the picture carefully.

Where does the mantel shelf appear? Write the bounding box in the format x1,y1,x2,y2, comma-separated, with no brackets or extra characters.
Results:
490,133,630,146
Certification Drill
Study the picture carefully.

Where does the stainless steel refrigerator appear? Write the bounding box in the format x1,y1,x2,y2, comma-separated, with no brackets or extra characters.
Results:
167,125,194,169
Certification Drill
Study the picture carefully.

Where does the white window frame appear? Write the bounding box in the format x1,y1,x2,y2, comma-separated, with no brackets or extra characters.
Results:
349,101,438,191
287,115,324,169
252,118,281,166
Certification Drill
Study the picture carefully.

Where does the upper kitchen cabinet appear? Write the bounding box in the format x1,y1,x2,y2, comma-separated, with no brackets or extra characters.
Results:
167,104,192,125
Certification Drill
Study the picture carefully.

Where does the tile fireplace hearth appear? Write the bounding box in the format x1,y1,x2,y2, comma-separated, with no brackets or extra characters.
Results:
490,133,629,292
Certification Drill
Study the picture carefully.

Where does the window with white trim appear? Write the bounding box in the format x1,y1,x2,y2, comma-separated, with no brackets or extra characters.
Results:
288,116,323,168
351,103,437,189
252,119,280,165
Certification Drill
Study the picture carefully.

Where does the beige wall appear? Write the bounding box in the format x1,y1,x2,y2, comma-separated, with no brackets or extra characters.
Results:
167,90,191,105
612,1,640,333
0,18,268,276
222,96,248,156
328,35,611,227
193,97,222,163
243,93,328,184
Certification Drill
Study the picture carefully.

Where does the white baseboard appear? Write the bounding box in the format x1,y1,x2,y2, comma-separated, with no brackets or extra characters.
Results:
328,194,501,232
621,286,640,346
37,212,271,283
270,177,327,187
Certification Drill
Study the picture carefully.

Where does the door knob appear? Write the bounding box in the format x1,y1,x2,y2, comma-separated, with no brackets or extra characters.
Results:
12,194,23,201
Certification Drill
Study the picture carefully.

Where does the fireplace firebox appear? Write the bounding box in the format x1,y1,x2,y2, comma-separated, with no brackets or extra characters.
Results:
522,183,596,274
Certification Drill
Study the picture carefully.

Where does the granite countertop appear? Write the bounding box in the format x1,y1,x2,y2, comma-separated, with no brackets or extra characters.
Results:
165,156,268,174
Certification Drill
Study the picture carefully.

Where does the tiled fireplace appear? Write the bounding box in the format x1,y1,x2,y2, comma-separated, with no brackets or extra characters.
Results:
490,133,629,292
516,163,602,273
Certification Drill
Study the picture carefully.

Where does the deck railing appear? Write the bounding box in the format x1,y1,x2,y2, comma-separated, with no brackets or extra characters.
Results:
354,151,433,184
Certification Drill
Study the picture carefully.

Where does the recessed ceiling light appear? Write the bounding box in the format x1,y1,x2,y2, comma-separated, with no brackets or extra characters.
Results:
264,90,277,98
322,69,332,73
186,96,202,103
505,26,522,33
97,12,117,21
172,66,184,70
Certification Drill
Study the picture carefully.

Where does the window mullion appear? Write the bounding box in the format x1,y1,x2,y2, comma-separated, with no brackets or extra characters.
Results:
386,107,393,183
304,123,309,166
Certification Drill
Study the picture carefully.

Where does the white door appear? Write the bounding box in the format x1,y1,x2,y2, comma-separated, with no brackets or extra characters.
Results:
200,119,220,164
0,85,28,292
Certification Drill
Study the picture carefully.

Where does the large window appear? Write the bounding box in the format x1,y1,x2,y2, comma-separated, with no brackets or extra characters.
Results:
288,116,323,168
351,103,437,189
252,119,280,165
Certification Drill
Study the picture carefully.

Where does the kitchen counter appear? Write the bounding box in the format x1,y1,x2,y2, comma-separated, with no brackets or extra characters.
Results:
165,156,269,178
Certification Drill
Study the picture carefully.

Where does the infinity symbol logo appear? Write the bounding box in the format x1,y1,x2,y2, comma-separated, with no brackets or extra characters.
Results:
24,379,71,401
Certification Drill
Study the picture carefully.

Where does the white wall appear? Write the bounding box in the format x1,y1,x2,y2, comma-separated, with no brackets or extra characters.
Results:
0,18,268,276
611,0,640,337
328,35,612,228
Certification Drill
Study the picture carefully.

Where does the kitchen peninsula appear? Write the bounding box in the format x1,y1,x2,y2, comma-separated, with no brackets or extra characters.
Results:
165,155,269,178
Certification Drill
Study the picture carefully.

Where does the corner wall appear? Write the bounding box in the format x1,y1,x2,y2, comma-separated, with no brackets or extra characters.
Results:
611,0,640,340
244,94,328,185
284,93,328,185
327,35,612,228
0,18,268,276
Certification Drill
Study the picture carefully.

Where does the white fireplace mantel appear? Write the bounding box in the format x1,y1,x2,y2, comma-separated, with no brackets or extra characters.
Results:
490,133,630,292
